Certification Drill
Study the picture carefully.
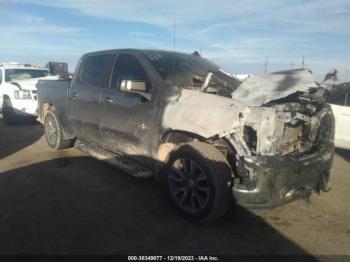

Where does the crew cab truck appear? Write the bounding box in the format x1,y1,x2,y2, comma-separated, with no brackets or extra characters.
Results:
0,63,51,124
37,49,334,223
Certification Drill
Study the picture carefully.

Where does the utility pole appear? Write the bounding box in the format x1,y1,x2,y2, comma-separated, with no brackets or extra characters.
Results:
264,56,269,73
302,54,305,69
173,19,176,52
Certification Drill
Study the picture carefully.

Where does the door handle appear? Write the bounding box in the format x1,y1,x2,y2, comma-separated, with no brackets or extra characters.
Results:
70,92,78,99
137,123,150,130
103,96,114,104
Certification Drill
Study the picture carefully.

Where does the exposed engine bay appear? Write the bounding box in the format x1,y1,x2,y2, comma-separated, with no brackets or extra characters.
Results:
164,68,333,158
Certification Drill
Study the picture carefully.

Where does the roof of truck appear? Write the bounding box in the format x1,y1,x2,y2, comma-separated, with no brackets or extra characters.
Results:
0,63,48,70
82,49,193,57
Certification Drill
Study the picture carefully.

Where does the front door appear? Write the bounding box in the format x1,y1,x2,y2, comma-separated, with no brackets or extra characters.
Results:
99,53,157,160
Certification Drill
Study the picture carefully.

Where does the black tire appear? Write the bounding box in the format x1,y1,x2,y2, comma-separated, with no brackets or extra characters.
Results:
2,98,18,125
44,111,72,150
163,141,233,223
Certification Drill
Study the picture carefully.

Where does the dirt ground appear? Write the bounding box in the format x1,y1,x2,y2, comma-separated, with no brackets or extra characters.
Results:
0,114,349,256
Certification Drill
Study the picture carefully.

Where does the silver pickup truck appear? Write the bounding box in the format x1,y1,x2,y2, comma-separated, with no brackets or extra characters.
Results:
37,49,334,223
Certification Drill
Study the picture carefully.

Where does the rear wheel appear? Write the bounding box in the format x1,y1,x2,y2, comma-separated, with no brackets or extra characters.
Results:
163,142,233,223
44,111,72,150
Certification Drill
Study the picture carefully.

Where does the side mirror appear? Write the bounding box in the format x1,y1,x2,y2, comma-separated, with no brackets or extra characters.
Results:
45,62,69,80
120,80,147,92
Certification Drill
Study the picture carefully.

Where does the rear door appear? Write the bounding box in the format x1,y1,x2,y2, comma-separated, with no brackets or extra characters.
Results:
68,53,115,143
99,53,157,159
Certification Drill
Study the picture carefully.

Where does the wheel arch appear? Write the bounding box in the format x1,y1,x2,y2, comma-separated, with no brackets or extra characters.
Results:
156,130,237,180
161,130,206,144
2,94,11,102
39,101,55,123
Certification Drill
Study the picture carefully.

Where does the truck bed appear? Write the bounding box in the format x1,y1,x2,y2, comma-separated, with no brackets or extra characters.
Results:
37,79,71,128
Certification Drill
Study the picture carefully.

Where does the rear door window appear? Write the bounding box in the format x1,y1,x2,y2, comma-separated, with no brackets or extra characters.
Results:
80,54,114,88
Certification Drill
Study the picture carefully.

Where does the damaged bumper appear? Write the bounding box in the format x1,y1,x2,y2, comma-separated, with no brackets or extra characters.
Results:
233,148,334,209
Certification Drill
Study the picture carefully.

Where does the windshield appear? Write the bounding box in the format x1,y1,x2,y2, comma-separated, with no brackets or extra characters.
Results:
145,51,218,87
144,51,240,97
5,69,49,82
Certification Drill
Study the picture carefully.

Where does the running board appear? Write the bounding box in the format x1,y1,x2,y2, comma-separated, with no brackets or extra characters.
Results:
74,139,153,178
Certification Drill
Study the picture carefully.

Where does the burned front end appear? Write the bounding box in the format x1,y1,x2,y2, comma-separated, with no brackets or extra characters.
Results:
228,88,334,208
159,61,334,209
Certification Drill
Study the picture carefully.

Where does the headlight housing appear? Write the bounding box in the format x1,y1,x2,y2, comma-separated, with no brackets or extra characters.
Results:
14,89,32,99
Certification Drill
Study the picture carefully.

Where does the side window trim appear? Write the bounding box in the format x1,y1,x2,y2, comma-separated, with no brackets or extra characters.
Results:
107,53,119,89
77,57,87,85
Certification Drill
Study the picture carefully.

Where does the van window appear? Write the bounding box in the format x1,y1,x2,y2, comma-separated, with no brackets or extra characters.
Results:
80,54,114,87
5,69,49,82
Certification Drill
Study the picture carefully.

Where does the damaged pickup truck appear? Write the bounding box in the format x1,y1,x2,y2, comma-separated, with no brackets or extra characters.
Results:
37,49,334,223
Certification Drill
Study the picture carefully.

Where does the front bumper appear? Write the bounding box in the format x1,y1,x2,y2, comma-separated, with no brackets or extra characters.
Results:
11,99,38,116
233,149,334,209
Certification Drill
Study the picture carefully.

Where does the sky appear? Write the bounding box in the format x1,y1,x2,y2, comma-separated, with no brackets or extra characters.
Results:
0,0,349,81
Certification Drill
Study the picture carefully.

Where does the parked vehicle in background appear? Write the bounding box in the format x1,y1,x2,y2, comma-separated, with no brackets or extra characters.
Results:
327,82,350,150
37,49,334,223
0,62,67,125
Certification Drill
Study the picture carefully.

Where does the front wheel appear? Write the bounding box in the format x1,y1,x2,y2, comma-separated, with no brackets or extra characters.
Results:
2,98,18,125
44,111,72,150
163,142,233,223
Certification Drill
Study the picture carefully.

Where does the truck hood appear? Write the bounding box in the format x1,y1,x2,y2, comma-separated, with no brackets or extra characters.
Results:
231,69,318,106
162,89,250,138
12,75,59,91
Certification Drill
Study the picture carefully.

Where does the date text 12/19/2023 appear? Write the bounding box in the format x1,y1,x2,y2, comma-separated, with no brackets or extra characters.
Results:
128,256,219,261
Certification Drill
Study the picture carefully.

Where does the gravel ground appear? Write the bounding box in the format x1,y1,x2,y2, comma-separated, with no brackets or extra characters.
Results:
0,115,349,256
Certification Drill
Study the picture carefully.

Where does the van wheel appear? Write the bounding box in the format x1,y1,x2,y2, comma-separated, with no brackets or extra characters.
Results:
44,111,72,150
2,98,18,125
163,142,233,223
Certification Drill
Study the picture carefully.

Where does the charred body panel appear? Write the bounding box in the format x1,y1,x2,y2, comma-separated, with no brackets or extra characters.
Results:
232,69,319,106
161,89,249,139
